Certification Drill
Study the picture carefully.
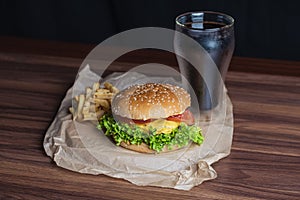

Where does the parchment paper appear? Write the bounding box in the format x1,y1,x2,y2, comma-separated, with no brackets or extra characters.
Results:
43,65,233,190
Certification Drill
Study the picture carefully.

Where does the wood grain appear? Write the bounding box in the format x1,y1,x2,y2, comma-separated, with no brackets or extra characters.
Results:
0,37,300,200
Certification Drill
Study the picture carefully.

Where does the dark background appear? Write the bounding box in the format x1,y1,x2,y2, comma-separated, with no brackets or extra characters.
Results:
1,0,300,61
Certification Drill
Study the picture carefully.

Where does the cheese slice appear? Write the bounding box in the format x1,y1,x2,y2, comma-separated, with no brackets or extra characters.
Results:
136,119,180,134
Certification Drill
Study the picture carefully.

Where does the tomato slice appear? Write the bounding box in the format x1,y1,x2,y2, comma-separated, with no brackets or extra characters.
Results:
167,109,195,125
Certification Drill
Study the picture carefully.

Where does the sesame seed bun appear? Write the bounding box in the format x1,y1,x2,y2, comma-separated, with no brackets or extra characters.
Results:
112,83,191,120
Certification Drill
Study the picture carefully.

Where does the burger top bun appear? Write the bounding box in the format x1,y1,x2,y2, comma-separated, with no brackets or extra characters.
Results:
112,83,191,120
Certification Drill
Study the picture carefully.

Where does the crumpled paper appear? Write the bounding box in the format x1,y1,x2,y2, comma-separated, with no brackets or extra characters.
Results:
44,65,233,190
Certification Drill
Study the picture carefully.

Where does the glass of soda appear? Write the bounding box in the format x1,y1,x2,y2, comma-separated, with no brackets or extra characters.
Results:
175,11,235,110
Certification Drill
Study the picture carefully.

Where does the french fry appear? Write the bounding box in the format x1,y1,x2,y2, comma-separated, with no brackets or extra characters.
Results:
92,82,100,93
94,93,114,99
83,112,97,118
104,82,119,93
76,94,85,120
69,107,75,115
69,81,119,122
95,89,111,94
85,87,92,99
82,106,90,115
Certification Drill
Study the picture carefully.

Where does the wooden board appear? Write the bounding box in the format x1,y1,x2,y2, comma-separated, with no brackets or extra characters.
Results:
0,37,299,199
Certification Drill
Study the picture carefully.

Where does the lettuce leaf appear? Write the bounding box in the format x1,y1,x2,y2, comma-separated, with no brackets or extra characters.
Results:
97,114,204,152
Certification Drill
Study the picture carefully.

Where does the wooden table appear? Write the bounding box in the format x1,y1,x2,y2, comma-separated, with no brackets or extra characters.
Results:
1,37,299,199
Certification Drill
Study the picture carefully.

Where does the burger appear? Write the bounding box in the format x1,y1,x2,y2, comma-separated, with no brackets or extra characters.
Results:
97,83,203,153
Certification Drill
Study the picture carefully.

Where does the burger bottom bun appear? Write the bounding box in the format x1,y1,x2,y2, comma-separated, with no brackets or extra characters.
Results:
119,141,184,154
120,142,155,153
